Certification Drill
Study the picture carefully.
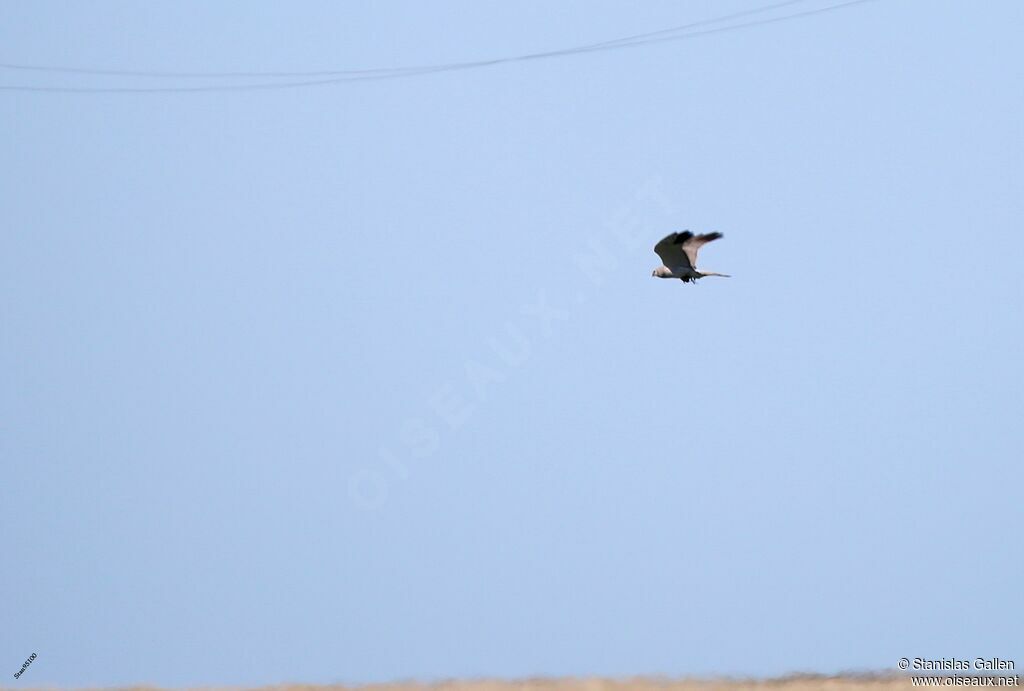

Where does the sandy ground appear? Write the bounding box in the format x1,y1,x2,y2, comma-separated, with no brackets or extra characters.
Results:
285,678,919,691
25,676,945,691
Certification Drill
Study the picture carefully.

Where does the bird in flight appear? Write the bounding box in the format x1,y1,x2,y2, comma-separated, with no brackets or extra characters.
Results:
651,231,730,284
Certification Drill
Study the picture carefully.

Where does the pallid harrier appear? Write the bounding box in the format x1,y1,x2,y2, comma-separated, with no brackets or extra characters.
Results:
652,231,730,284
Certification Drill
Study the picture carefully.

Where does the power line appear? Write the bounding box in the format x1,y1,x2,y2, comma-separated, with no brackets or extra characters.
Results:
0,0,876,94
0,0,810,79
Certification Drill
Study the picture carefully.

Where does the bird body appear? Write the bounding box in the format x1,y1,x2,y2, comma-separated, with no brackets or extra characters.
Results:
651,231,730,283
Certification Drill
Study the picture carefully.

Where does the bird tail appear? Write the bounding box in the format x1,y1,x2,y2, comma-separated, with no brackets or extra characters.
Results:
701,271,731,278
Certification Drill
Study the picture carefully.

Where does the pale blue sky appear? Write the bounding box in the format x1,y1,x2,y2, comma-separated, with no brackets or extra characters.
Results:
2,0,1022,687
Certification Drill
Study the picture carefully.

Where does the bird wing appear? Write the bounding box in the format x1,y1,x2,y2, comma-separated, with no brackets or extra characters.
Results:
654,231,695,271
680,231,723,268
